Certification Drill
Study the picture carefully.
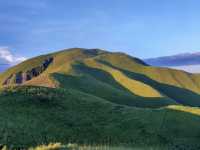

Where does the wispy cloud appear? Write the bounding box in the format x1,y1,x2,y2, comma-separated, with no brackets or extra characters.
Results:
0,47,27,65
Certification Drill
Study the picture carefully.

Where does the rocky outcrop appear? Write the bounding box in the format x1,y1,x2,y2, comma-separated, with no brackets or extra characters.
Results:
15,72,23,84
3,57,53,85
3,74,13,85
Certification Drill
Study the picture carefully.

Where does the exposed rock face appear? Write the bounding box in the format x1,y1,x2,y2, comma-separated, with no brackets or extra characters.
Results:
15,72,23,84
3,57,53,86
3,74,13,85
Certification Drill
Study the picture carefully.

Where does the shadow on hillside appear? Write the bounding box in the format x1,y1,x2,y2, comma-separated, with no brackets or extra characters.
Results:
98,60,200,107
53,64,176,108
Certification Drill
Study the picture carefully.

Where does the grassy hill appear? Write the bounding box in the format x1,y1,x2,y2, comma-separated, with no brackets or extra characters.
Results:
0,48,200,148
1,48,200,107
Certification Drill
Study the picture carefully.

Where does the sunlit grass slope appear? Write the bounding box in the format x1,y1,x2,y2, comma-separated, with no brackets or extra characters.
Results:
1,48,200,148
95,52,200,94
1,48,200,107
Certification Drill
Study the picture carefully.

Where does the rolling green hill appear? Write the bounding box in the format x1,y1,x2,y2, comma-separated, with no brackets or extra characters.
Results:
1,48,200,107
0,48,200,149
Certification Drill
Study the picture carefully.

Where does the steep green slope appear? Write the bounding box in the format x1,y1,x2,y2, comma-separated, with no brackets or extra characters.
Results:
95,52,200,94
86,60,200,107
1,48,200,108
0,86,200,148
1,48,200,148
53,73,175,108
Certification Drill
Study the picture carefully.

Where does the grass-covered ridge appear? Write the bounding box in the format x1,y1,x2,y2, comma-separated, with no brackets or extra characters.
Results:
1,48,200,107
1,48,200,148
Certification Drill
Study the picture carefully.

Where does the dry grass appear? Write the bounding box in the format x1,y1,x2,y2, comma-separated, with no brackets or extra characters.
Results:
168,105,200,116
29,143,63,150
84,59,163,98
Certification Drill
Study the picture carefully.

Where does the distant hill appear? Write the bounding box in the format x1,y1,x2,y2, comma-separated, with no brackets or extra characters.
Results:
2,48,200,107
1,48,200,148
145,52,200,73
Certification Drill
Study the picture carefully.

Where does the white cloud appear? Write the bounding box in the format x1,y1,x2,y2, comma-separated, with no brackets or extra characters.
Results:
0,47,27,65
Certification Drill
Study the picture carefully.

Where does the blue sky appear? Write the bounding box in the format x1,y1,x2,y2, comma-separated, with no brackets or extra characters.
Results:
1,0,200,63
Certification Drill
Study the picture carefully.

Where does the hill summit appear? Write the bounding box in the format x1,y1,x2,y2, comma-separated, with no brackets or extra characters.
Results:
1,48,200,108
1,48,200,148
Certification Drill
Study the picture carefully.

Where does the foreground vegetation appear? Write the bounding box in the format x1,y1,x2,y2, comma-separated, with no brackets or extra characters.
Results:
1,49,200,149
0,86,200,149
1,142,200,150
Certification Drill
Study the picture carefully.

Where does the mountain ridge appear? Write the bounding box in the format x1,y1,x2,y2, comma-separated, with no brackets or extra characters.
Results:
144,52,200,73
1,48,200,147
145,52,200,66
1,48,200,107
